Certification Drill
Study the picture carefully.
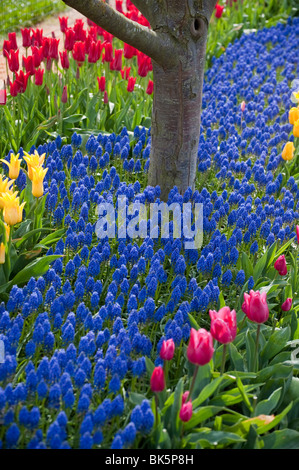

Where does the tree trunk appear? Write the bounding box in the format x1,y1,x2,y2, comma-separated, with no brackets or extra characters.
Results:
148,34,207,201
62,0,217,200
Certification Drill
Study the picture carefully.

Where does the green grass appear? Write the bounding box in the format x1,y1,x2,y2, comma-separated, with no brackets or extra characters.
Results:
0,0,67,35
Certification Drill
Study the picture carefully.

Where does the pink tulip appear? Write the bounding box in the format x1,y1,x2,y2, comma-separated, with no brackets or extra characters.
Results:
160,339,175,361
296,225,299,244
242,290,269,324
150,366,165,392
209,306,237,344
274,255,287,276
187,328,214,366
179,401,193,422
281,298,292,312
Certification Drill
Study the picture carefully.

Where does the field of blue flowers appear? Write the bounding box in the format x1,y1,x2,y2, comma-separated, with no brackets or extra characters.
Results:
0,16,299,450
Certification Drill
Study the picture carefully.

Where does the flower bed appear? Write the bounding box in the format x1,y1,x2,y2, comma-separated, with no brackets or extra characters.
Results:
0,16,298,450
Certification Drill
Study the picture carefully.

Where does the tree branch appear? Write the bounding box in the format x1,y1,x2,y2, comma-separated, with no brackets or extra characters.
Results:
63,0,172,65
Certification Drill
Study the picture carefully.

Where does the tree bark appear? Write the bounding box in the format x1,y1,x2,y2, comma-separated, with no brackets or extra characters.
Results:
148,29,208,201
63,0,218,200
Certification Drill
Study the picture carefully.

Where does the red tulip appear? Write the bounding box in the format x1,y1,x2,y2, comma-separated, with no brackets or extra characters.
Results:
127,76,136,92
64,28,75,51
59,16,68,33
179,401,193,422
146,79,154,95
61,85,68,104
187,328,214,366
74,19,86,42
23,55,35,75
102,42,113,63
34,68,44,86
21,28,31,48
137,54,150,77
103,90,109,104
88,41,100,63
121,66,131,80
0,89,7,105
274,255,287,276
215,4,224,18
7,49,19,73
31,46,41,67
97,76,106,92
113,49,123,71
49,38,60,60
31,28,43,47
41,37,50,59
281,298,292,312
9,80,19,97
242,290,269,324
46,57,52,71
59,50,70,69
8,32,17,50
116,0,124,13
150,366,165,392
160,339,175,361
3,40,13,57
72,41,86,64
124,43,136,59
209,306,237,344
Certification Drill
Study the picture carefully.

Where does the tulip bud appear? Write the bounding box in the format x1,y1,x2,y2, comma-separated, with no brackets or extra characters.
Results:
150,366,165,392
127,77,136,92
179,401,193,422
187,328,214,366
296,225,299,244
281,298,292,312
274,255,287,276
209,306,237,344
61,85,68,104
160,339,175,361
241,100,246,112
242,290,269,324
103,90,108,104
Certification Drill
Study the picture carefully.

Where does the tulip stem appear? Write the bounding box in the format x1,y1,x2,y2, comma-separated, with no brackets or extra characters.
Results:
220,344,227,376
6,226,13,282
154,393,159,428
188,365,199,401
253,324,261,373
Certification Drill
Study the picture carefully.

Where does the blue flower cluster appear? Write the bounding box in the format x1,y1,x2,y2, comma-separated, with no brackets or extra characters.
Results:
0,17,299,449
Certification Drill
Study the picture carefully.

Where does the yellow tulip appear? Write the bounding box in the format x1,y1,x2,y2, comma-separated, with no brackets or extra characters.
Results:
23,150,46,180
0,153,22,180
0,175,14,209
0,243,5,264
289,107,299,125
0,191,26,226
293,119,299,138
281,141,295,161
31,165,48,198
